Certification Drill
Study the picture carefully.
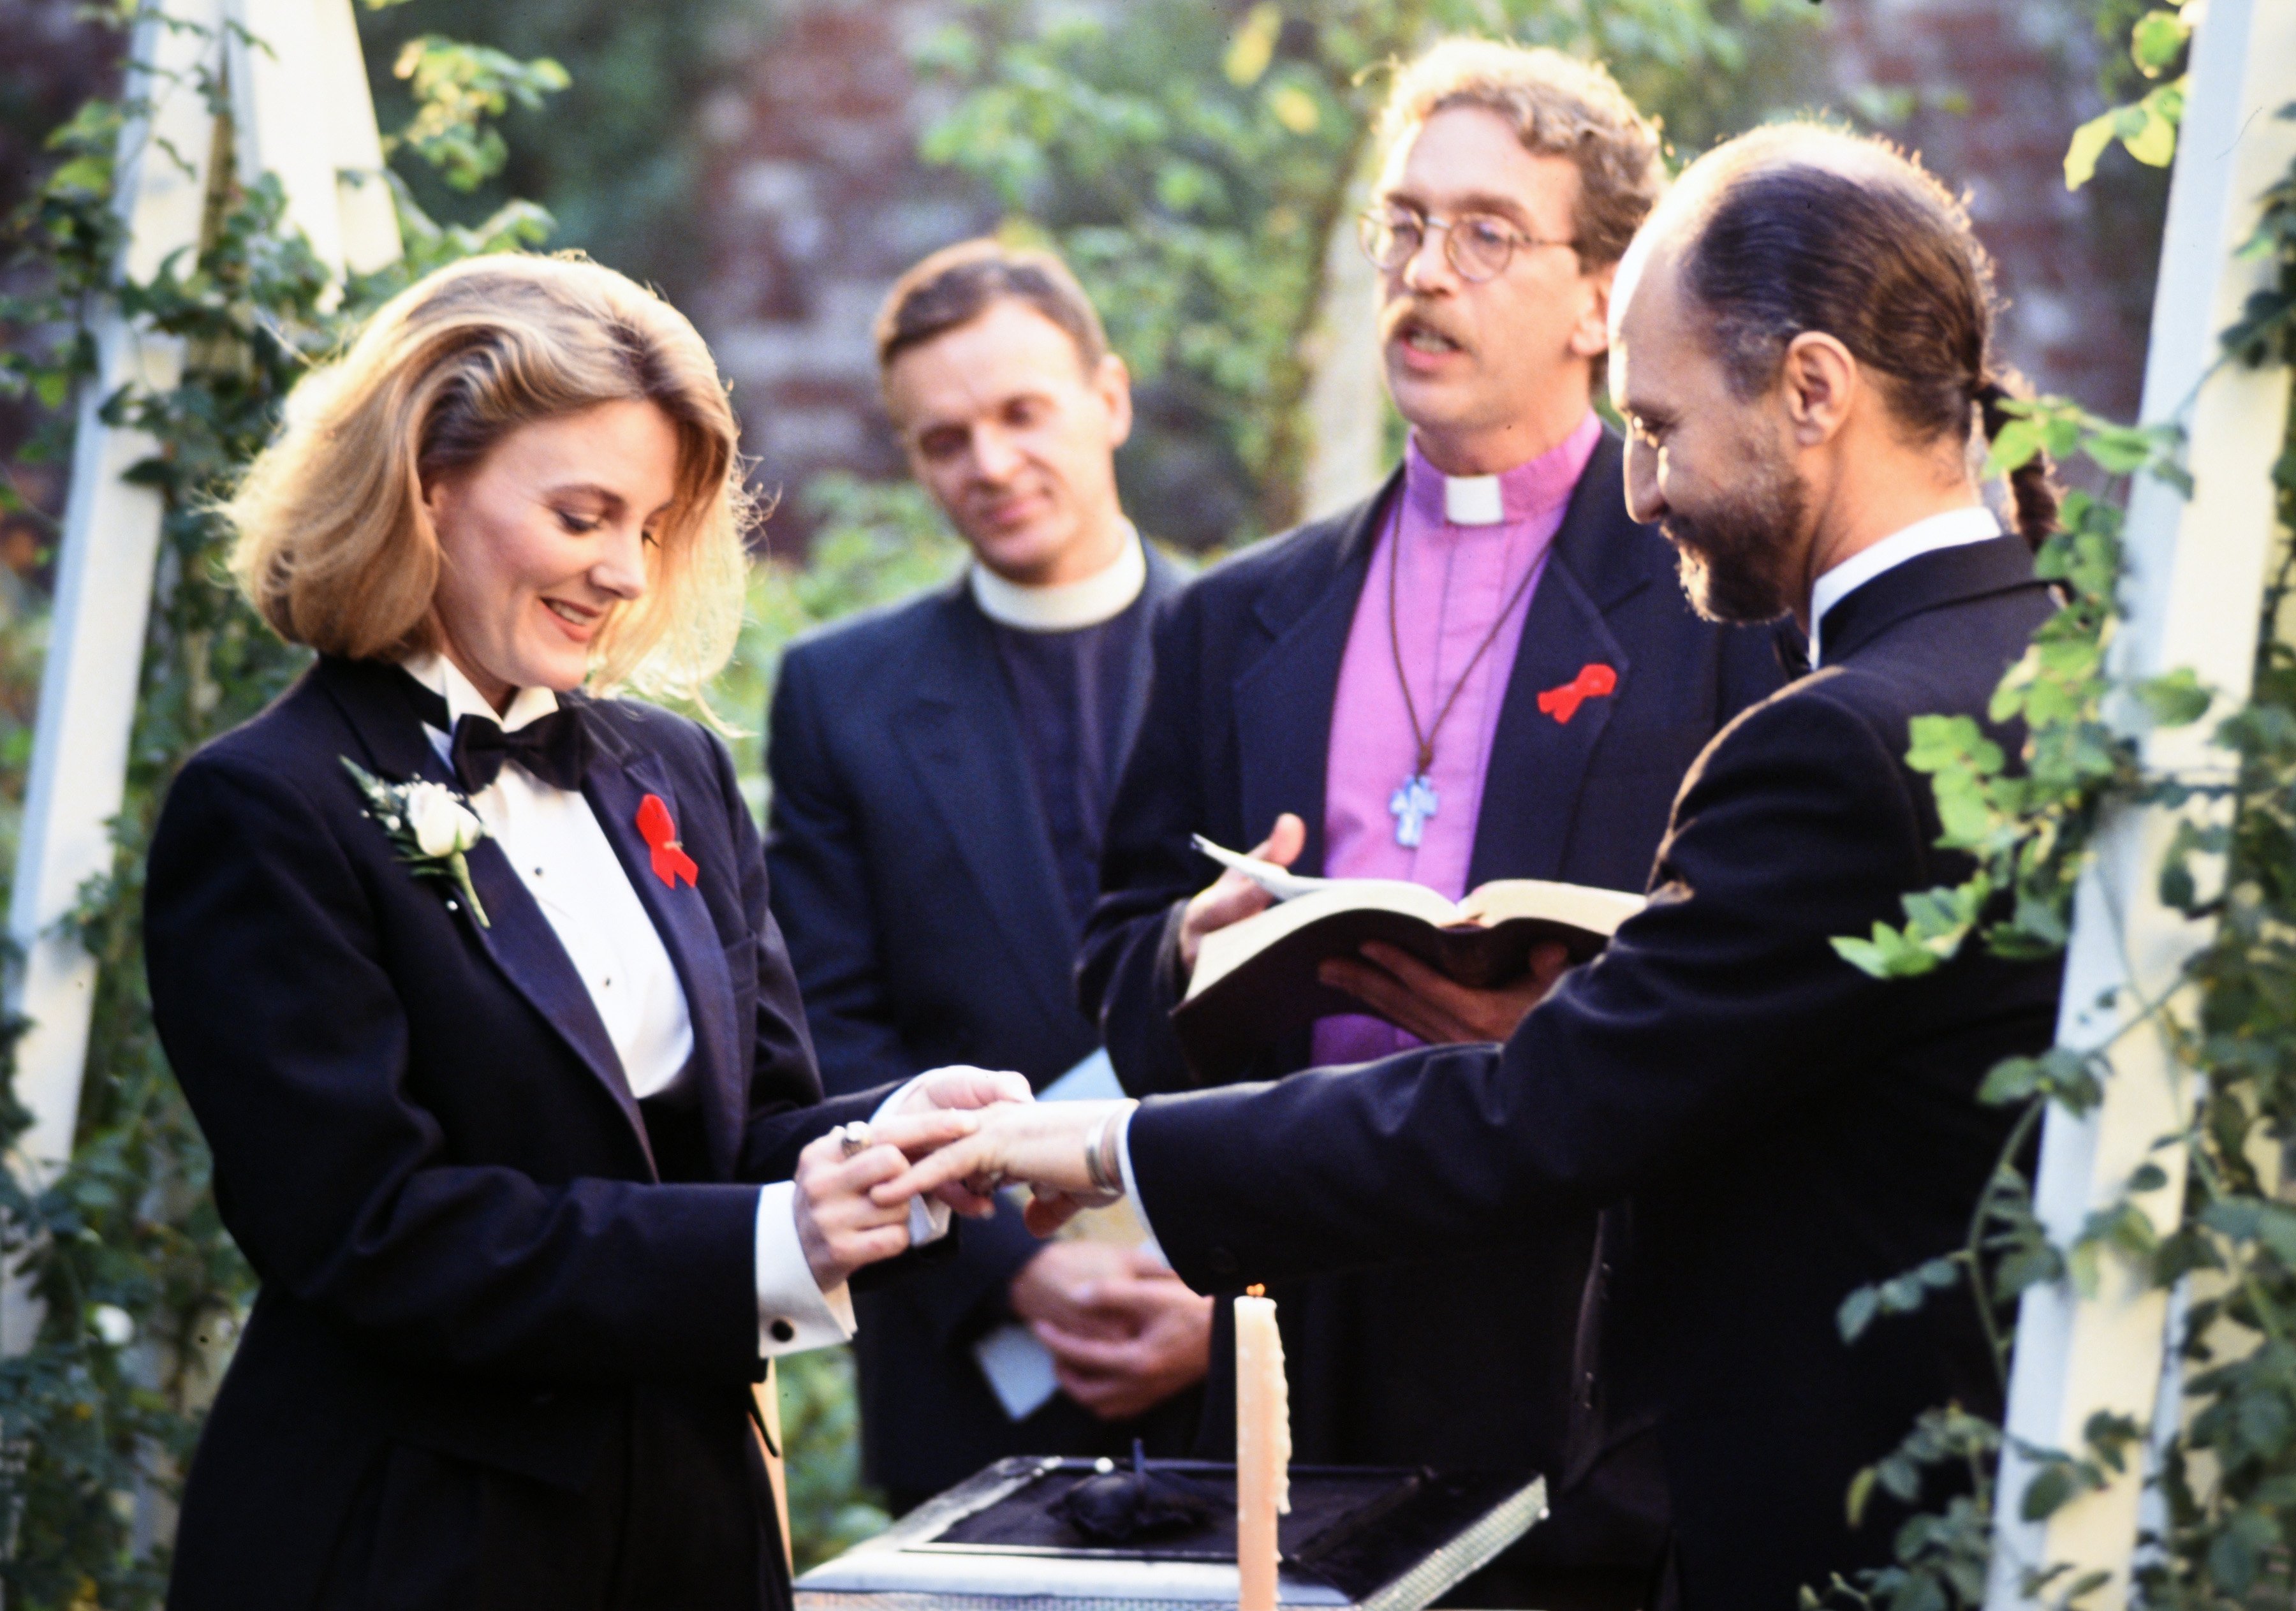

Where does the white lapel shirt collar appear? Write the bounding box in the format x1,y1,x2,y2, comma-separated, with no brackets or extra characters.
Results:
1808,506,2002,668
402,651,562,737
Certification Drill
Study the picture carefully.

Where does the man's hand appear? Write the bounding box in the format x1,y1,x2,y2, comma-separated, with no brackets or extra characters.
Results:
1319,939,1571,1045
1008,1240,1140,1341
1032,1250,1214,1421
887,1066,1037,1216
1178,813,1307,975
794,1110,980,1290
872,1100,1116,1235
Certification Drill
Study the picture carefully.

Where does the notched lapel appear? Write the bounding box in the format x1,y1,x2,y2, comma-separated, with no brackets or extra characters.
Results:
1469,555,1630,887
457,839,659,1179
890,598,1078,1030
582,740,745,1180
318,660,665,1178
1234,481,1395,875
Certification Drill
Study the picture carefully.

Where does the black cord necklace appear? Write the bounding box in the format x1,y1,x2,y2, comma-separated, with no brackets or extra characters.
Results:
1383,496,1544,848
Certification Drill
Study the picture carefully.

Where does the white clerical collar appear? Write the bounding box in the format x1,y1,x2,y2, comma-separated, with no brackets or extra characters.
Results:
1807,506,2001,668
968,521,1147,631
402,650,561,735
1444,474,1505,526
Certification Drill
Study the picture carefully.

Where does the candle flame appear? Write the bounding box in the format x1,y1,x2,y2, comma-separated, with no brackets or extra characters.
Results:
1246,1283,1265,1297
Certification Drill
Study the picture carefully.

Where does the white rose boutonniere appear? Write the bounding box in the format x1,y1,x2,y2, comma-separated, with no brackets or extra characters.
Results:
342,759,492,927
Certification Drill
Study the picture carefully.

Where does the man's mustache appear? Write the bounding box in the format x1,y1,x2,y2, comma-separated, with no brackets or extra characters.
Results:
1380,301,1471,355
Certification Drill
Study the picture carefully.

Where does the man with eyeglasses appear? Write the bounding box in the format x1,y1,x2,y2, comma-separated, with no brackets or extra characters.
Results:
1076,39,1785,1603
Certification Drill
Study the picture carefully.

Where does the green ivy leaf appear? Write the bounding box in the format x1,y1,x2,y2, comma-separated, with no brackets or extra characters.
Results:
2130,7,2191,76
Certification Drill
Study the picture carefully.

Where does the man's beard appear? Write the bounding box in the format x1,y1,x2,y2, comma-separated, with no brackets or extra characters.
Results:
1661,434,1807,624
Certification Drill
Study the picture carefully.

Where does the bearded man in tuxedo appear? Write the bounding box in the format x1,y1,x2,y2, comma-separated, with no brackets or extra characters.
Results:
883,122,2068,1610
1076,41,1784,1601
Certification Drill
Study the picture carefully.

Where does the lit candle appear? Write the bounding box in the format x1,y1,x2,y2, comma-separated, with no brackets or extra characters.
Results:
1235,1284,1291,1611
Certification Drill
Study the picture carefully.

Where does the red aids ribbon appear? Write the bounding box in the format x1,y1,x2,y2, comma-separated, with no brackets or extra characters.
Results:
1536,663,1619,725
637,793,699,889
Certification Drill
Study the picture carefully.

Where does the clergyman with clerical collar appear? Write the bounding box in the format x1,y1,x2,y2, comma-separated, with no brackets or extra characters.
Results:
763,240,1206,1512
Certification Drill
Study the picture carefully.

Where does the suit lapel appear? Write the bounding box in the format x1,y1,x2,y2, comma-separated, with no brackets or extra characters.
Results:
892,587,1078,1029
1468,437,1645,888
1233,477,1397,876
315,659,661,1179
1115,549,1188,775
578,721,746,1181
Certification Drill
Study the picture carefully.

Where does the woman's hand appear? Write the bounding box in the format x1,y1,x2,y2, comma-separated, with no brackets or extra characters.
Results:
897,1064,1037,1115
885,1064,1038,1217
793,1109,982,1291
871,1100,1120,1236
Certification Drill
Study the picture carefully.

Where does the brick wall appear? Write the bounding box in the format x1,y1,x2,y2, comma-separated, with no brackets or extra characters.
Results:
689,0,2167,548
1814,0,2162,422
688,0,994,554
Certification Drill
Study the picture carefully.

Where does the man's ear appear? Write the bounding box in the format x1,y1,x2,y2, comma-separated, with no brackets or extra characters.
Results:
1569,261,1617,360
1779,331,1857,446
1096,352,1135,450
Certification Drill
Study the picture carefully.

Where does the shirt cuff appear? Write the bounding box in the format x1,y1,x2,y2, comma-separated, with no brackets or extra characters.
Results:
871,1076,955,1247
755,1181,857,1358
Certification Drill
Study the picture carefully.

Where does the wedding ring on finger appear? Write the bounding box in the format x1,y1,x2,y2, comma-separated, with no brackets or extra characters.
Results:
834,1121,872,1159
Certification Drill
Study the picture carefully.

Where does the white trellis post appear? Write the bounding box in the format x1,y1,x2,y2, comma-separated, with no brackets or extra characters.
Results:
0,0,397,1355
1983,0,2296,1605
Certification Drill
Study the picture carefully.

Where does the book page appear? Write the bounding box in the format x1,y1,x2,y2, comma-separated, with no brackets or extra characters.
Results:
1188,879,1466,998
1457,879,1646,934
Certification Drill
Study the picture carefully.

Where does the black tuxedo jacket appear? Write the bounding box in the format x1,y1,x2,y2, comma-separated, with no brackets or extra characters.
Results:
145,656,885,1611
1124,538,2065,1608
1076,433,1785,1488
766,553,1189,1503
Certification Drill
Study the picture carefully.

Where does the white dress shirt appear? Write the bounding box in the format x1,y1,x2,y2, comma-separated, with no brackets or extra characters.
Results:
404,654,854,1357
1807,506,2001,668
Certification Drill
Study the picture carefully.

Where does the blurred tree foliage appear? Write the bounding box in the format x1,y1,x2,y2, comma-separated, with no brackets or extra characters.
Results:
353,0,767,300
914,0,1816,541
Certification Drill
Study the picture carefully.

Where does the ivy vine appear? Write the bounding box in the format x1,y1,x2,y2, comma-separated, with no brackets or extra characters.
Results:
1818,7,2296,1607
0,7,560,1603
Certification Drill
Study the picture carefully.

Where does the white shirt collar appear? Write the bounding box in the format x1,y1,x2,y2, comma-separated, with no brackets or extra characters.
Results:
968,521,1147,632
402,651,562,735
1443,475,1505,526
1807,506,2001,668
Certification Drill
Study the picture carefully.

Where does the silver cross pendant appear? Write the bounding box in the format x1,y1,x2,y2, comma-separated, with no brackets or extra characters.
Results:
1389,772,1439,848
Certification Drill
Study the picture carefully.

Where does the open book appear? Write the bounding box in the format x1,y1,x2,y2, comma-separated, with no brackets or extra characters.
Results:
1170,839,1645,1080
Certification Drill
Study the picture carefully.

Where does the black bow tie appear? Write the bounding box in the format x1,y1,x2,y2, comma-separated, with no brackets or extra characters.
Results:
450,709,591,793
394,668,591,792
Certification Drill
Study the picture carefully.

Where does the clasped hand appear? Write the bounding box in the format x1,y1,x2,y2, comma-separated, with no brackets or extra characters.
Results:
792,1064,1033,1290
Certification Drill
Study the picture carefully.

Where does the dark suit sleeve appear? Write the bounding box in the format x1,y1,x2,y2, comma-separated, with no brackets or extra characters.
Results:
1078,587,1214,1097
1125,686,1932,1292
147,755,772,1385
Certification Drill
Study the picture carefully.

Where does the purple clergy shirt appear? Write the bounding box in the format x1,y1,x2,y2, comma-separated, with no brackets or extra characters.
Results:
1311,411,1602,1067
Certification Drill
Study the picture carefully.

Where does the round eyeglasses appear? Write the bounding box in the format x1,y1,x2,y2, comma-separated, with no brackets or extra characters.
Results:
1357,206,1578,283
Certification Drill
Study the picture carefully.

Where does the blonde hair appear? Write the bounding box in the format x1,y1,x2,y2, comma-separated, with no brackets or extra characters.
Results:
226,253,753,705
1376,39,1666,270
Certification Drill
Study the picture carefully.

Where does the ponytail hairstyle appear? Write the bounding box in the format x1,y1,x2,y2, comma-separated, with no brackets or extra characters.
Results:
1661,123,2059,548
